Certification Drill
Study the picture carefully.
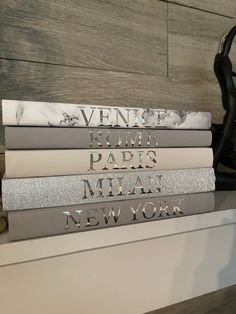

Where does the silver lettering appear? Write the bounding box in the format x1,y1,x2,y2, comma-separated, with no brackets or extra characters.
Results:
127,131,142,147
89,152,102,170
146,150,157,168
107,177,114,196
132,109,140,127
89,131,103,147
115,132,123,147
85,209,99,227
137,150,144,169
103,153,119,170
122,151,134,169
146,131,159,147
142,202,157,219
80,108,95,126
82,179,104,199
130,203,142,221
105,130,111,147
101,207,121,224
115,108,130,127
129,176,145,194
172,199,184,215
147,175,162,193
99,108,111,125
117,177,124,195
63,210,83,230
158,201,170,217
155,110,168,127
142,109,155,127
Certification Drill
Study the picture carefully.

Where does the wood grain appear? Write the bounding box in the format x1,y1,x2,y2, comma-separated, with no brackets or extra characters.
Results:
168,4,236,79
165,0,236,18
0,58,224,123
146,284,236,314
0,0,167,75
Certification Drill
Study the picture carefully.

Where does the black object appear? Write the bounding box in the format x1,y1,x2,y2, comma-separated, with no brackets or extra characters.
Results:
213,25,236,190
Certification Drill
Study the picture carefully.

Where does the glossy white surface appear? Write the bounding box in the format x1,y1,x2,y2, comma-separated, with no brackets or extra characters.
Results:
0,191,236,314
0,223,236,314
0,203,236,267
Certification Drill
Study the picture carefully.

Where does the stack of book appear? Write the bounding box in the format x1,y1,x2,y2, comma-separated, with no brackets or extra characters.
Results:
1,100,216,241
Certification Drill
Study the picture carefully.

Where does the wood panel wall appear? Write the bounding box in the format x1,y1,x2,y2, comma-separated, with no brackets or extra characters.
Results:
1,0,236,311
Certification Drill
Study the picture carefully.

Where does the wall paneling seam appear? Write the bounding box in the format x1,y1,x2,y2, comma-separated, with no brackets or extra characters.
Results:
159,0,235,19
0,57,166,77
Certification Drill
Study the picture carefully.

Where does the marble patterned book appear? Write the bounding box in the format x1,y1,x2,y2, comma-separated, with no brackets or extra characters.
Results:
5,148,213,178
5,127,212,149
2,168,215,211
2,100,212,129
8,192,215,241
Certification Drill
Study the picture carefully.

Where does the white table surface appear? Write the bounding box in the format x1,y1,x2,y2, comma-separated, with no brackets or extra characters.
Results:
0,191,236,314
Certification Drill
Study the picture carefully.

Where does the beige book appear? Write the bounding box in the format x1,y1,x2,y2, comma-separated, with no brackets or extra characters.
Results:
5,148,213,178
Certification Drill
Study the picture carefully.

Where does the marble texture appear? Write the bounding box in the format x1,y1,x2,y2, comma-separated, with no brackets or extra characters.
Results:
2,168,215,210
2,100,212,129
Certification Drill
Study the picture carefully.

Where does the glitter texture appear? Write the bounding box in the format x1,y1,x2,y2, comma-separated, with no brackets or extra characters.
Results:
2,168,215,211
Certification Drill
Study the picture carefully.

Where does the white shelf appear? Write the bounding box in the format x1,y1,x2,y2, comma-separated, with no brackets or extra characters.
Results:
1,191,236,314
1,190,236,267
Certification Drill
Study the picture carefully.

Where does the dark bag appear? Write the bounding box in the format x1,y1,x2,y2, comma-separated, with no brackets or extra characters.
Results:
212,25,236,190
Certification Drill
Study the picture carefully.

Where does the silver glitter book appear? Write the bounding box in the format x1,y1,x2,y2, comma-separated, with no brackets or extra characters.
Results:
2,168,215,211
8,192,215,241
2,100,212,129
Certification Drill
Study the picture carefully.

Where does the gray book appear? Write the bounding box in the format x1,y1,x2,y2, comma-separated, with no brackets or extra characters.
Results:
8,192,215,241
2,168,215,211
5,127,212,149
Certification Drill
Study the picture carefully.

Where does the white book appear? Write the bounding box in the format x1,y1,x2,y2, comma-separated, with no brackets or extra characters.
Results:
2,100,212,129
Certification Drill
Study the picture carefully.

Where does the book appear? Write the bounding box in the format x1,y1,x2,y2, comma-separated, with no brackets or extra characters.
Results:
2,100,212,129
5,148,213,178
8,192,215,241
2,168,215,211
5,127,212,149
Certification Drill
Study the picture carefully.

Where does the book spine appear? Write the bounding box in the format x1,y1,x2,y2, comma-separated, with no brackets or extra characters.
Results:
2,168,216,211
5,127,212,149
2,100,212,129
5,148,213,178
8,192,215,241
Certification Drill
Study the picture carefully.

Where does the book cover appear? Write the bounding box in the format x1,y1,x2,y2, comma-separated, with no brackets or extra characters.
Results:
2,100,212,129
5,127,212,149
8,192,215,241
2,168,215,211
5,148,213,178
